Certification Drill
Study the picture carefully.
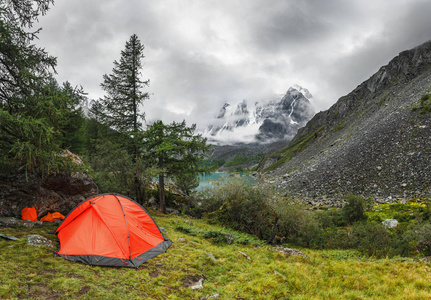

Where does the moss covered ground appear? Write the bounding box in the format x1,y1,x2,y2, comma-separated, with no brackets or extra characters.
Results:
1,209,431,299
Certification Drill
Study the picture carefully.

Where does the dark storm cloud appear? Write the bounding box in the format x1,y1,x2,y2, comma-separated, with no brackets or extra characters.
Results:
247,2,333,51
35,0,431,128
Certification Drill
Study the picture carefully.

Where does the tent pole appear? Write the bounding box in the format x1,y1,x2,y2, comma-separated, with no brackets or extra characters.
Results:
113,194,135,267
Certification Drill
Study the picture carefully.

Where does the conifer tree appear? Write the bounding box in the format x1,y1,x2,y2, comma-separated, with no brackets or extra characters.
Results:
100,34,149,152
143,120,209,213
0,0,84,175
100,34,149,202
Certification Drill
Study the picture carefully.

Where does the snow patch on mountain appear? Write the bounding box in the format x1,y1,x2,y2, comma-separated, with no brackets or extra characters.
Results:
203,85,315,145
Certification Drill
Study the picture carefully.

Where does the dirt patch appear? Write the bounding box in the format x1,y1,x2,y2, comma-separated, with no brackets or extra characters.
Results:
149,270,159,278
182,274,205,288
76,286,91,297
28,284,61,300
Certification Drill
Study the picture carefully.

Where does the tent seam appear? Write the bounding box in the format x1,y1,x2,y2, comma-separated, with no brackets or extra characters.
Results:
113,194,135,268
90,199,130,260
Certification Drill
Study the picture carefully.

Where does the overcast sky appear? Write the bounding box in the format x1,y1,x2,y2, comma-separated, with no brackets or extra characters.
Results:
35,0,431,130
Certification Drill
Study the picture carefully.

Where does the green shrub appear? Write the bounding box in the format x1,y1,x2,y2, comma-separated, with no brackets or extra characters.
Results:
296,217,327,248
274,200,318,245
412,93,431,114
393,211,416,222
342,194,368,224
325,228,356,249
317,209,347,227
368,215,383,223
197,178,277,240
392,226,416,257
196,179,328,247
411,223,431,256
193,181,428,256
202,230,232,244
351,222,392,258
175,225,193,235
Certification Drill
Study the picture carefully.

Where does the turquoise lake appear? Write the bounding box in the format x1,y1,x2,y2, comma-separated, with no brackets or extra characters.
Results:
196,173,255,190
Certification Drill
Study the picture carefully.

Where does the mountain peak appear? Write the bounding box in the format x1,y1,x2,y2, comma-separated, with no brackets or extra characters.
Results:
203,86,315,145
291,84,313,100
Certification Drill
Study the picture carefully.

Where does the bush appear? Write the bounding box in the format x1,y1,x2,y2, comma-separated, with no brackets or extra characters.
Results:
412,93,431,114
411,223,431,256
196,178,277,240
317,209,346,227
325,228,356,249
342,194,368,224
202,230,232,244
274,199,321,246
296,217,327,248
351,222,392,258
192,181,429,257
195,179,327,247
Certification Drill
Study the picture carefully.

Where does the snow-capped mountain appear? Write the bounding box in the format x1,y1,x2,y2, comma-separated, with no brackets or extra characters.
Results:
204,85,315,144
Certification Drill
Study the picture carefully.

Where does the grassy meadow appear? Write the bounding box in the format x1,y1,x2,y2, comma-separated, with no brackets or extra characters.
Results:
1,210,431,299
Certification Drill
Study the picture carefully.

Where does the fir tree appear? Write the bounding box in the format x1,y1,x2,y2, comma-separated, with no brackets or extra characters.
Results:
143,120,209,213
0,0,84,176
100,34,149,202
100,34,149,148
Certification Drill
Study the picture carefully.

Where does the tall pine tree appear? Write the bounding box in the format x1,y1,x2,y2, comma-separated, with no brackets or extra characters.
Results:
100,34,148,137
100,34,149,202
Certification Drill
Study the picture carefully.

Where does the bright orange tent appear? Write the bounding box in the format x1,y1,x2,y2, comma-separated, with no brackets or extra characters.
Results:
54,193,172,268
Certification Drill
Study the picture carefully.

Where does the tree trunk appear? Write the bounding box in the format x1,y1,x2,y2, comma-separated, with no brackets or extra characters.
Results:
159,174,166,214
267,216,279,244
134,173,143,204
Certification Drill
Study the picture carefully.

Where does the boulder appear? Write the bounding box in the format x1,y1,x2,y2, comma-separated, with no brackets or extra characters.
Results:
0,155,98,218
272,246,310,260
382,219,399,228
37,172,97,217
0,233,19,241
183,275,205,290
0,217,43,228
190,278,204,290
238,250,251,260
26,234,53,247
148,197,158,210
166,208,180,215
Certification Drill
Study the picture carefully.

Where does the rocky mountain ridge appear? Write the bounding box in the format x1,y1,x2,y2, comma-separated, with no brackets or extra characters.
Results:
204,85,315,144
259,41,431,205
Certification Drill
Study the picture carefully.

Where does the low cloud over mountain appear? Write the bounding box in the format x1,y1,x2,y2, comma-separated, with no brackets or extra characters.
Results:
203,85,315,144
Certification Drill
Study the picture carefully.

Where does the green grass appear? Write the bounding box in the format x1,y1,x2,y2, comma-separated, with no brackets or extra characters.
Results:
223,153,261,171
412,93,431,114
330,120,347,133
367,200,426,223
2,214,431,299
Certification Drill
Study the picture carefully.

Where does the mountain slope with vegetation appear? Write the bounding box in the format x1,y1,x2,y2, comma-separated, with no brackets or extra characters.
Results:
259,41,431,205
204,140,290,172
